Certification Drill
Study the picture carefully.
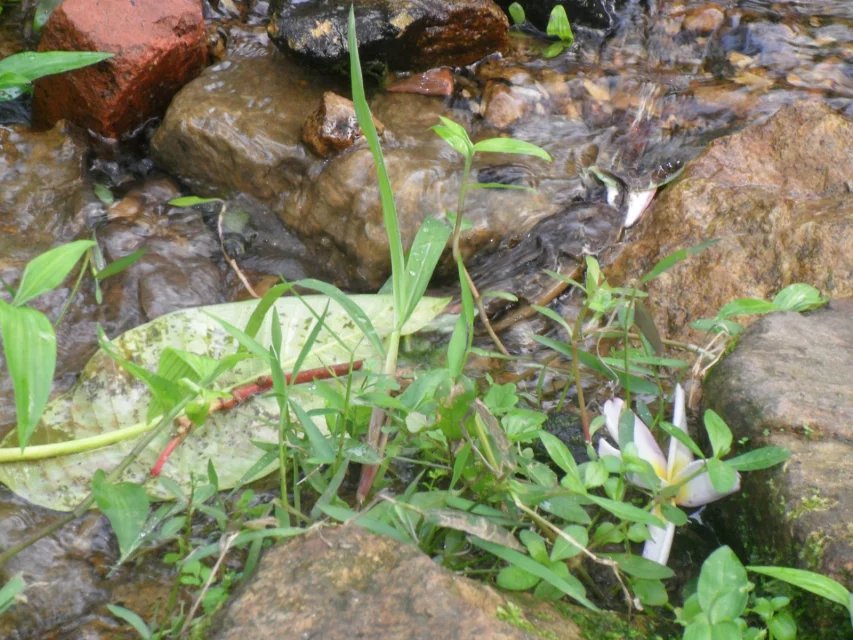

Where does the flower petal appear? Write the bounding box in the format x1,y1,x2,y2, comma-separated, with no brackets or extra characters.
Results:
666,383,693,478
630,414,667,479
597,439,622,460
602,398,624,442
672,460,742,507
642,516,676,566
623,188,656,228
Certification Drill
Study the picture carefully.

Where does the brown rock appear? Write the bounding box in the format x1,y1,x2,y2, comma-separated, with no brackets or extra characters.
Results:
32,0,208,139
302,91,385,158
704,300,853,627
606,101,853,345
387,68,455,96
212,525,609,640
682,5,725,34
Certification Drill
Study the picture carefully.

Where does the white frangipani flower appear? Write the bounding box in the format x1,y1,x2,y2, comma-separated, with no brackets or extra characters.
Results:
597,384,741,566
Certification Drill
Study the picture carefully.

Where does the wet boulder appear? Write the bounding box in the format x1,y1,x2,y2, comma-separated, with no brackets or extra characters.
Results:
267,0,509,71
32,0,208,139
493,0,619,31
606,101,853,345
703,300,853,628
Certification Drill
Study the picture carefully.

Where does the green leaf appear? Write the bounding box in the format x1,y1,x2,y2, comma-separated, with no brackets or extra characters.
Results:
0,294,445,511
546,5,574,44
704,410,733,458
641,239,719,284
93,183,114,206
106,604,152,639
168,195,222,207
725,446,790,471
717,297,776,319
0,302,56,449
508,2,526,25
632,577,669,606
586,495,665,528
706,458,739,494
605,553,675,579
767,610,797,640
349,6,407,318
0,50,112,82
541,42,565,59
771,283,828,312
698,546,749,622
94,248,147,281
0,574,25,616
497,564,540,591
401,217,451,323
746,566,851,609
472,137,552,162
12,239,94,305
539,432,580,477
92,469,150,559
432,116,473,158
471,537,598,610
550,525,588,561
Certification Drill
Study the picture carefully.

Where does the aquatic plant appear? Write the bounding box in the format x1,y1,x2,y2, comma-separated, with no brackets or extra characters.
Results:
0,50,112,101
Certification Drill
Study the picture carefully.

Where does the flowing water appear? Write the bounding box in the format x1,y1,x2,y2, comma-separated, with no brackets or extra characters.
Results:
0,0,850,636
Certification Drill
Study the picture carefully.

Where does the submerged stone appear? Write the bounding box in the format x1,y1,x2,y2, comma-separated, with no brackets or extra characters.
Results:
267,0,509,71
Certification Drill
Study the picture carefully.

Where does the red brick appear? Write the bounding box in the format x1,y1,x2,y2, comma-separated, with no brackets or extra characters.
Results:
33,0,208,138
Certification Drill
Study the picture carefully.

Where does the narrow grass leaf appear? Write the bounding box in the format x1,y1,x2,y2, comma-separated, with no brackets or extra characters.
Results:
167,195,221,207
605,553,675,579
401,217,451,322
641,239,718,284
94,248,147,281
471,537,597,610
0,302,56,448
0,51,112,81
746,566,851,609
425,508,523,551
586,495,664,528
12,239,94,306
295,278,382,353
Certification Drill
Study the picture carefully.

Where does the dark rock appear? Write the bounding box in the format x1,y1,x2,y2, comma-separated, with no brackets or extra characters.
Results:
606,101,853,345
494,0,618,31
267,0,509,71
302,91,385,158
703,300,853,627
32,0,208,139
211,524,622,639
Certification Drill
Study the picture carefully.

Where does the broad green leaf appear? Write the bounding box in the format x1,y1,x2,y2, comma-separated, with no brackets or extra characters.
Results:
471,537,597,610
706,458,739,494
771,283,828,312
105,604,152,639
725,446,789,471
717,298,775,319
746,566,851,609
12,240,94,306
0,302,56,449
401,217,451,323
0,574,25,616
586,495,664,528
539,431,580,477
92,469,150,559
497,565,540,591
697,546,749,622
703,410,732,457
550,525,588,561
546,5,574,44
0,294,446,511
641,239,718,283
472,137,552,162
432,116,473,157
632,577,668,606
508,2,526,25
605,553,675,579
0,51,112,82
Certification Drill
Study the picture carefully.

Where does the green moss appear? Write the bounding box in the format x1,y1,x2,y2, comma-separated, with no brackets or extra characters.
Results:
496,601,559,640
550,601,671,640
789,489,836,520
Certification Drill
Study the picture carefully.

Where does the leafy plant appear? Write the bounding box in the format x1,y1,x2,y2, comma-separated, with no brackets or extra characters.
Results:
0,50,112,101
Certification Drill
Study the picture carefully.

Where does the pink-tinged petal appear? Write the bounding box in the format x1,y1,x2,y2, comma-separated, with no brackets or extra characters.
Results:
623,188,656,228
602,398,624,442
672,460,742,507
666,383,693,478
597,439,622,460
630,414,667,479
642,517,676,566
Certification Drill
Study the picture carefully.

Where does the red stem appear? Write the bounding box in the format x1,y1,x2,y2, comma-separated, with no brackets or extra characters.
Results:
150,360,362,476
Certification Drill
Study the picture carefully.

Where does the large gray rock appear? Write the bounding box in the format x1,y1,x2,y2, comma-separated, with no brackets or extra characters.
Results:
212,524,655,640
704,300,853,630
607,101,853,345
267,0,509,71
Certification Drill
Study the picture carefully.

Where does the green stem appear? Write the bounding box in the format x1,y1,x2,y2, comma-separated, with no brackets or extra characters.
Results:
570,304,591,441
